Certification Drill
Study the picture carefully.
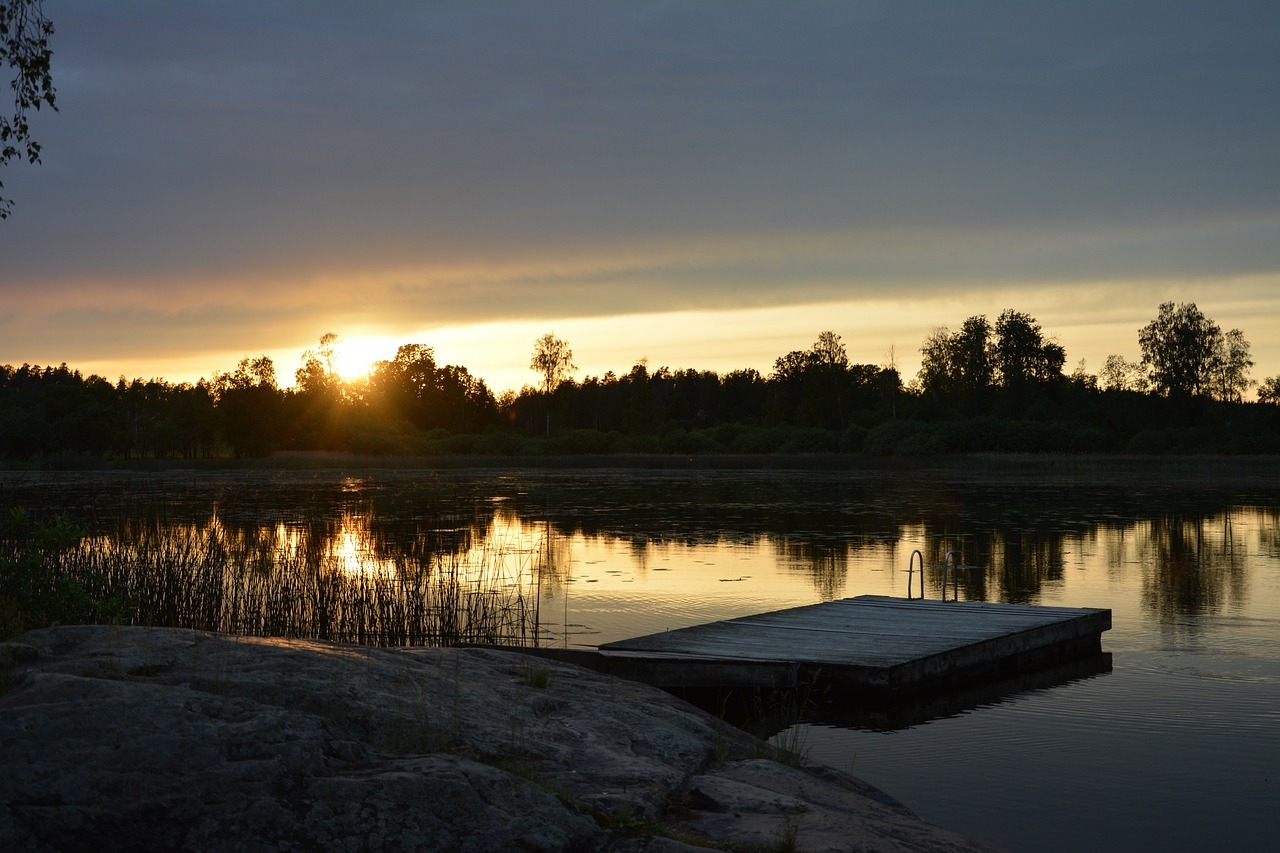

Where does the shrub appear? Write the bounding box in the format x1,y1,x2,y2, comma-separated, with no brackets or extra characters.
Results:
778,427,839,454
864,419,944,456
840,425,870,453
660,429,726,455
0,511,131,639
730,427,788,454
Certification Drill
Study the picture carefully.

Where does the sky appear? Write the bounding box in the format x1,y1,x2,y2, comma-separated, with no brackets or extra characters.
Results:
2,1,1278,395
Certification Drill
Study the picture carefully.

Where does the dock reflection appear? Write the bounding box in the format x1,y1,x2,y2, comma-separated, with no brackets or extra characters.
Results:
676,651,1113,735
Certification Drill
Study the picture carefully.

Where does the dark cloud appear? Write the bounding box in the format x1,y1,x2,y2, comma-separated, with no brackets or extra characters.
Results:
1,1,1277,374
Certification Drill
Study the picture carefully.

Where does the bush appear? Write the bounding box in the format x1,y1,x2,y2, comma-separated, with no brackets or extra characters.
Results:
730,426,788,454
432,432,483,454
474,430,532,456
778,427,839,454
660,429,727,455
622,434,661,454
544,429,621,455
345,419,425,455
840,425,870,453
709,423,751,448
864,420,946,456
0,512,131,639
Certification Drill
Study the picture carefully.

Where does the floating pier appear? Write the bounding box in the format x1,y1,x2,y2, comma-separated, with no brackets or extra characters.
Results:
561,595,1112,698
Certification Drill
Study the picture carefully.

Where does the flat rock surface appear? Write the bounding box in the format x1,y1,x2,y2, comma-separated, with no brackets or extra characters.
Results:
1,627,999,851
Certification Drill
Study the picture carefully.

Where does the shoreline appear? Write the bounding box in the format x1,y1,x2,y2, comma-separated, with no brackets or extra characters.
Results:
1,625,1002,851
5,448,1280,476
6,454,1280,506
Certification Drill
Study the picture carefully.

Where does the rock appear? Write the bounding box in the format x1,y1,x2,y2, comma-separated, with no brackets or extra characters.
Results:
0,626,999,851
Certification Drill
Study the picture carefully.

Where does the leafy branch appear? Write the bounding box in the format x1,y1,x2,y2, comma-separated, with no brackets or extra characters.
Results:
1,0,57,218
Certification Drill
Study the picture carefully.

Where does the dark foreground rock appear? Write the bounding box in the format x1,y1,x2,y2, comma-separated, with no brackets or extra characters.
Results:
1,627,998,851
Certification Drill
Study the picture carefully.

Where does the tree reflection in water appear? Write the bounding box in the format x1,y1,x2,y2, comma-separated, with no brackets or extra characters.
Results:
774,539,849,600
4,461,1278,646
1138,512,1248,620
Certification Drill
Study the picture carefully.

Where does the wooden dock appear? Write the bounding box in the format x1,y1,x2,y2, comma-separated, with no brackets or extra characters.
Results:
586,595,1111,697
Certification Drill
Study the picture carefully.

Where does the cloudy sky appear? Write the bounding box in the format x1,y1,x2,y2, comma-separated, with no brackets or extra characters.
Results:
2,0,1277,393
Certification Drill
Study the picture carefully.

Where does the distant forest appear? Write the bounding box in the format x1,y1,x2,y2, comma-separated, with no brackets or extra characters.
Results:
3,303,1279,461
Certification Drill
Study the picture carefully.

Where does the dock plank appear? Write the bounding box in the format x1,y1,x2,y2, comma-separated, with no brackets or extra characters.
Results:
596,594,1111,695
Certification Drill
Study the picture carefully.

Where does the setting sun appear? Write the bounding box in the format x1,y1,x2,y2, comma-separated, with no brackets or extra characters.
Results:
331,336,398,381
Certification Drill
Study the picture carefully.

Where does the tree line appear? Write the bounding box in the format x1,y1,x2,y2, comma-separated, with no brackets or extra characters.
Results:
2,302,1278,461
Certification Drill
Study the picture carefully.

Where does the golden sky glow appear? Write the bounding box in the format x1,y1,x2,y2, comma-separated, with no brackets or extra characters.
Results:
2,2,1277,393
52,275,1280,396
163,272,1275,397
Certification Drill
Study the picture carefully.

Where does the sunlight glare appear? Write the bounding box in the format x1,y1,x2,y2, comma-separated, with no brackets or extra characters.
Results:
332,336,398,380
327,516,397,577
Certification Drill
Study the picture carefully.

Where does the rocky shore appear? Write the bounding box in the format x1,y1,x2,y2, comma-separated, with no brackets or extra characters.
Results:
1,626,997,851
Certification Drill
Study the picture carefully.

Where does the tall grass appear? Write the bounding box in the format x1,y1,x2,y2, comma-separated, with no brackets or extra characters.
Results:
6,514,544,647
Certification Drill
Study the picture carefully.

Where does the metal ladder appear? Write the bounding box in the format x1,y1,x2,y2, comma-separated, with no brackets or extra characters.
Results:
906,549,962,601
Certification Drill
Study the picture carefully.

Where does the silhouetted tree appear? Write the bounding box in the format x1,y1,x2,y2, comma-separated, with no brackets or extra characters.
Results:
768,331,868,429
295,332,341,394
811,330,846,366
1259,376,1280,405
369,344,496,434
0,363,116,458
1069,359,1096,391
916,316,993,412
665,368,721,427
1208,327,1254,403
432,364,498,433
955,315,995,393
993,310,1065,388
1,0,56,218
115,378,175,458
214,356,281,457
620,360,661,434
530,333,575,434
288,332,349,449
1099,354,1148,393
720,368,767,424
1138,302,1222,399
916,327,954,401
530,333,575,396
0,364,39,457
171,381,218,458
882,345,900,419
370,344,436,425
986,309,1067,417
769,347,809,425
809,331,851,428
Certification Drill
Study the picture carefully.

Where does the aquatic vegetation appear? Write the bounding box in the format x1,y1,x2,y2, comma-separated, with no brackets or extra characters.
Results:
1,513,542,647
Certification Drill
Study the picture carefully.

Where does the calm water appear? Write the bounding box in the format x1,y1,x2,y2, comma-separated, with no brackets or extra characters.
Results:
3,459,1278,852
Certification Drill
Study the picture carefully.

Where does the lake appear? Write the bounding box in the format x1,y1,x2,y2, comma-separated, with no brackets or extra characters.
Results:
3,457,1278,851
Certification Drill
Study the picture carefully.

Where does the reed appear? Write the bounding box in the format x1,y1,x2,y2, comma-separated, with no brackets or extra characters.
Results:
17,517,543,648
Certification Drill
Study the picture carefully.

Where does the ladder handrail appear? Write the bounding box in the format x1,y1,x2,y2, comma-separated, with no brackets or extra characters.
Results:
906,549,962,601
941,550,958,601
907,549,925,599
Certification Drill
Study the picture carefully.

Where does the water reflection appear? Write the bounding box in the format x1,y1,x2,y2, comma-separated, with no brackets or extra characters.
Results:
1137,513,1248,621
807,652,1114,732
3,465,1278,642
775,539,849,600
7,463,1276,853
982,532,1067,604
